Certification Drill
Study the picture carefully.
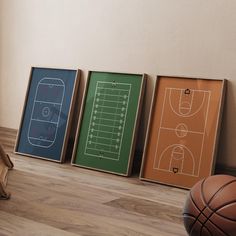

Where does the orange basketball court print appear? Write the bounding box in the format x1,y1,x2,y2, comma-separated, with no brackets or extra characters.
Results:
140,76,226,189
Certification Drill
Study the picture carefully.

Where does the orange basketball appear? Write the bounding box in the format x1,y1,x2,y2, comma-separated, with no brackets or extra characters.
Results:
183,175,236,236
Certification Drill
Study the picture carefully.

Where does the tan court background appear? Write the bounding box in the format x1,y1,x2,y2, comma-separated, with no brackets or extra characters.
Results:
141,76,225,188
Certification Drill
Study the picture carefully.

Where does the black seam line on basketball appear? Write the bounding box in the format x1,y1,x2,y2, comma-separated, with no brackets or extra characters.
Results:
199,179,231,236
189,184,207,236
201,179,236,223
201,218,230,236
213,200,236,222
199,180,236,236
207,179,236,206
199,177,209,236
189,180,230,236
183,214,200,232
201,225,213,236
199,209,231,236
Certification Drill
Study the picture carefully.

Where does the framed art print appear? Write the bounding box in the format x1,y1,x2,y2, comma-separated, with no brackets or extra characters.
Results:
72,71,146,176
15,67,80,162
140,76,226,189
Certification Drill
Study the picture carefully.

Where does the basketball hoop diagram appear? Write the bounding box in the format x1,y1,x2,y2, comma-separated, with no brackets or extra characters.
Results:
154,88,211,178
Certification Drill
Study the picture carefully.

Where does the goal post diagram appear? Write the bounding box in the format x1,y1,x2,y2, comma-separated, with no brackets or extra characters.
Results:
72,71,146,176
154,87,211,177
140,76,226,189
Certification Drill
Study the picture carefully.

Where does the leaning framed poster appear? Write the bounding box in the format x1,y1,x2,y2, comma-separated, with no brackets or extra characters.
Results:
15,67,80,162
72,71,146,176
140,76,226,189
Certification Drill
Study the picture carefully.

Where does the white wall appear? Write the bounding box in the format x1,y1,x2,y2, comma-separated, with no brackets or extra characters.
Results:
0,0,236,167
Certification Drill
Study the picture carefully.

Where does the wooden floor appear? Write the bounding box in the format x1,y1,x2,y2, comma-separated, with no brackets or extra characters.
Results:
0,127,188,236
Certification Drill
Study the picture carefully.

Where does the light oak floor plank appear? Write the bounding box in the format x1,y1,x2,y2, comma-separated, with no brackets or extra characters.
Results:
0,211,81,236
0,127,188,236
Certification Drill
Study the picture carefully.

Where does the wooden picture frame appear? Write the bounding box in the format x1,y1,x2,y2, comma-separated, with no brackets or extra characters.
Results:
15,67,80,162
140,76,226,189
72,71,146,176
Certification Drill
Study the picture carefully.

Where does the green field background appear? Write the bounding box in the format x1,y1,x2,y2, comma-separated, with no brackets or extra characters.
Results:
74,71,143,175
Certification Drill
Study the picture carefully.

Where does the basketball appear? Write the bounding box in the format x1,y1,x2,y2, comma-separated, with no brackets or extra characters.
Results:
183,174,236,236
